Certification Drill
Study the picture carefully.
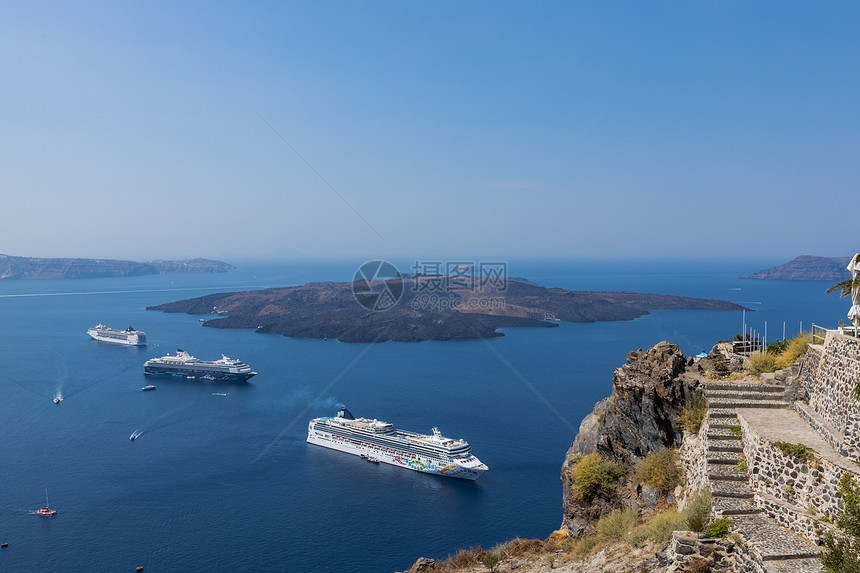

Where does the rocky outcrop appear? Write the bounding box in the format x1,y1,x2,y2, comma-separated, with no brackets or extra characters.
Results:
567,342,692,467
148,280,747,343
740,255,851,281
561,342,695,536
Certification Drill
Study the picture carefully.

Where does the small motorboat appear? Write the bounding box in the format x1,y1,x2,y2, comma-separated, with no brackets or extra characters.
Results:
366,456,380,464
53,397,62,404
34,489,57,516
129,432,139,441
141,385,156,392
199,318,206,322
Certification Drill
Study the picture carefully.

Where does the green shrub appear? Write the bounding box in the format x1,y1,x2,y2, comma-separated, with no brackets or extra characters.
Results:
729,426,742,438
773,441,818,463
629,509,685,546
678,392,708,434
480,551,501,572
747,351,779,374
568,453,626,502
635,449,684,494
713,361,730,374
597,508,638,542
734,459,748,473
767,339,789,354
683,490,712,533
821,472,860,573
706,518,734,538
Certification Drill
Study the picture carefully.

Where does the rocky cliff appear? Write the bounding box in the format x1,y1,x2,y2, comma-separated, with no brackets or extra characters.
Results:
561,341,695,536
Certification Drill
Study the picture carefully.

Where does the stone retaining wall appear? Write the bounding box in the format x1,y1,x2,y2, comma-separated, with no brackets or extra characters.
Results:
803,332,860,461
679,412,709,508
661,531,765,573
737,412,855,542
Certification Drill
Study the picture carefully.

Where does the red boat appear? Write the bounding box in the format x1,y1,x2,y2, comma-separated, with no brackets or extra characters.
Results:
34,489,57,516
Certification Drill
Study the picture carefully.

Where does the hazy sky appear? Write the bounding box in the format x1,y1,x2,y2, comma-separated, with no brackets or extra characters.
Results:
2,2,858,262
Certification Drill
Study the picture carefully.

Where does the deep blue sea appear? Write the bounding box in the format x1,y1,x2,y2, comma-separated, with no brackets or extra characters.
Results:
0,259,849,572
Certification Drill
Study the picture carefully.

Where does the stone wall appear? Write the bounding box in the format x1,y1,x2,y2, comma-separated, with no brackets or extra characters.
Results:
679,412,709,509
737,412,853,542
661,531,766,573
803,331,860,461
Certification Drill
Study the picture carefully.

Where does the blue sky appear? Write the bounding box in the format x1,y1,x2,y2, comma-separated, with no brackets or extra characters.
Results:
2,2,858,262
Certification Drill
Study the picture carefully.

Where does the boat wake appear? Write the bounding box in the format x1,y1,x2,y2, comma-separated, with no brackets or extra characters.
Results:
132,400,198,438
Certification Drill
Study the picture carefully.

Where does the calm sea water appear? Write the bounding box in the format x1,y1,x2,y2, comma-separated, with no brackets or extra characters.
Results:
0,259,849,572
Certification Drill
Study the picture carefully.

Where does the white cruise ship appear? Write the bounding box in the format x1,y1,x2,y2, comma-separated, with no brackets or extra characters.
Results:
87,324,147,345
307,408,488,480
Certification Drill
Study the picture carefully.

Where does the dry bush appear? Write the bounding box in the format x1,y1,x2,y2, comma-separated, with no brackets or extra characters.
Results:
678,392,708,433
775,332,812,369
437,546,485,570
597,508,638,542
747,351,778,374
568,453,626,501
635,448,683,494
504,537,544,557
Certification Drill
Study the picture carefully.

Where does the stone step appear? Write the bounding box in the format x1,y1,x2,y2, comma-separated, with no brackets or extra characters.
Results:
702,382,785,393
707,451,742,464
705,390,788,401
707,419,741,427
732,514,821,561
707,408,739,418
708,398,790,409
712,496,760,516
711,480,753,498
708,465,748,481
708,428,742,440
709,440,743,452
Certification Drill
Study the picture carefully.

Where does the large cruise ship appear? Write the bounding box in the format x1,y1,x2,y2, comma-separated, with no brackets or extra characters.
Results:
87,324,147,345
307,407,488,480
144,349,257,381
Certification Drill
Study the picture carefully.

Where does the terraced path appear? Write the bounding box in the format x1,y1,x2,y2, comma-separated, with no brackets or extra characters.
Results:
699,377,823,573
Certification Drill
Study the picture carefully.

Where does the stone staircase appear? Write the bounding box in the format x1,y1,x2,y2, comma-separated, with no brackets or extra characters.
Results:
701,381,823,573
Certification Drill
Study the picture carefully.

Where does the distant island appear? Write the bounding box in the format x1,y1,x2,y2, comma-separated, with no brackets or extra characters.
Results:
740,254,851,280
0,253,234,279
147,277,748,343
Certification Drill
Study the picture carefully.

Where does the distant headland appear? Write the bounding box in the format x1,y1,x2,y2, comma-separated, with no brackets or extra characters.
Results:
0,253,234,279
740,255,851,281
147,277,748,343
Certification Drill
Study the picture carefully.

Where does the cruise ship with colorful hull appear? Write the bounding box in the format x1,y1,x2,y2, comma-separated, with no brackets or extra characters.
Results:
307,408,488,480
87,324,147,345
144,349,257,381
